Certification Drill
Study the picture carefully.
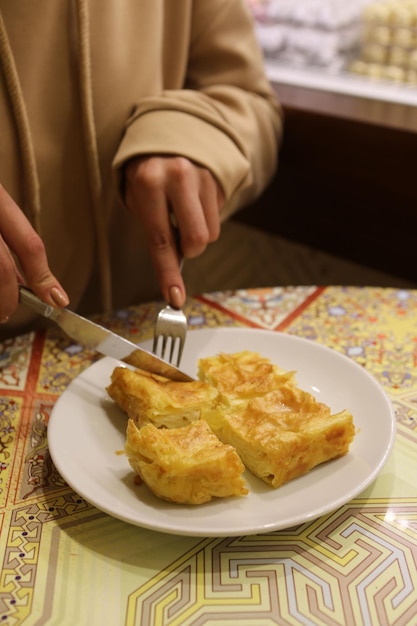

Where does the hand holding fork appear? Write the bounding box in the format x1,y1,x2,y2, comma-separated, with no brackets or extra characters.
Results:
124,155,224,368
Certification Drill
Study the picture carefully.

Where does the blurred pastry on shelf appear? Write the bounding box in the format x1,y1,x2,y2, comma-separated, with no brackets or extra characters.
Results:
349,0,417,84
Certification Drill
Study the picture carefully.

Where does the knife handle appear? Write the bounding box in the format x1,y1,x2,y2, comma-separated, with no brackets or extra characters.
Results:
18,285,58,319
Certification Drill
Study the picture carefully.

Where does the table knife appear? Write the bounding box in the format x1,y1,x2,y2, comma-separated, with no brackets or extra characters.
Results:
18,285,193,382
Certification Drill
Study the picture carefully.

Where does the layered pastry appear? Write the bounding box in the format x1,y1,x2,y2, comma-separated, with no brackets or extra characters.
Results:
198,352,355,488
108,351,355,503
125,418,248,504
107,365,219,429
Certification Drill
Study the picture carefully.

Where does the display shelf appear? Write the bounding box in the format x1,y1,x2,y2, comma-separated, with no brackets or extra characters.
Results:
266,61,417,106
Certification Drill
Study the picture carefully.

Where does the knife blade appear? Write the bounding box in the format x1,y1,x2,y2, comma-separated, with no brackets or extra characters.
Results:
18,285,194,382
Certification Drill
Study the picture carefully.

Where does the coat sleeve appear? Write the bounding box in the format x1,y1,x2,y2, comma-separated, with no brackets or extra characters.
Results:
112,0,282,219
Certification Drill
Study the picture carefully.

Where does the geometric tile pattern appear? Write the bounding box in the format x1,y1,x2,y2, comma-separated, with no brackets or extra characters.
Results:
129,499,417,626
0,286,416,625
197,285,321,330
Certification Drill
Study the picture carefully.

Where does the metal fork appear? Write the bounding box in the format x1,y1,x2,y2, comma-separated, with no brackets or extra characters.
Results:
152,302,187,368
152,225,187,367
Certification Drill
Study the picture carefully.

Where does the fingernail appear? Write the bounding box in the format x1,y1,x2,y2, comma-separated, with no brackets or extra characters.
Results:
50,287,69,307
169,286,183,309
0,315,9,324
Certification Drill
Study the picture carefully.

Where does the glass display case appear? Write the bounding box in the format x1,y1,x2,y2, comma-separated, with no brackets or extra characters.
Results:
249,0,417,105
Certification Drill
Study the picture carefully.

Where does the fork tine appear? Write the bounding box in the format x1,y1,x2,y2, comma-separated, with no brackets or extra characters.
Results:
161,334,169,361
152,333,169,361
171,336,185,368
152,334,158,355
154,334,183,368
176,338,185,367
169,337,176,366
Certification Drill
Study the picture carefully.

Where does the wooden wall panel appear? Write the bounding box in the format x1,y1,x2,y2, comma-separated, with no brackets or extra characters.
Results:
235,83,417,282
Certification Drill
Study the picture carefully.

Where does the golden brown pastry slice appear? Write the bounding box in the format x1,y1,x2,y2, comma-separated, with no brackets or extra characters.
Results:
199,351,355,488
211,404,355,488
107,366,219,428
198,350,296,407
125,419,248,504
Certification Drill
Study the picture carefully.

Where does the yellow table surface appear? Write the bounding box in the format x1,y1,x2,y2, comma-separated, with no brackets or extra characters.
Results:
0,286,416,626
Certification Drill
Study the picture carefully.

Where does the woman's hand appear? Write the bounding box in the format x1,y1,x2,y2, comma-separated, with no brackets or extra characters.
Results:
0,184,69,323
124,156,224,308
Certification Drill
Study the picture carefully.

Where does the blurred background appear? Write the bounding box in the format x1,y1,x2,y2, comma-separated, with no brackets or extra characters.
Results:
248,0,417,87
185,0,417,296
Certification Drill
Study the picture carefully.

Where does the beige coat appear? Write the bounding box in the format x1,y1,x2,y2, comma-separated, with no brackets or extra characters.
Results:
0,0,281,337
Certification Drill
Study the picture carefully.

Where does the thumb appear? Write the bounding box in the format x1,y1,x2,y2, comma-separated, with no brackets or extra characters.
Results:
27,274,70,308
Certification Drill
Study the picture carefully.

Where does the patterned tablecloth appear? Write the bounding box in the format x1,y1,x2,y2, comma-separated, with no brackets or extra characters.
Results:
0,286,416,626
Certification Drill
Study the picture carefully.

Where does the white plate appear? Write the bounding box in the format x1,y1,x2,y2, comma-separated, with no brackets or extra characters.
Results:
48,328,396,537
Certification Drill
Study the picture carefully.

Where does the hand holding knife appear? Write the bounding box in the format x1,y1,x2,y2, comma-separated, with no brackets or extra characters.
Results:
18,285,193,382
